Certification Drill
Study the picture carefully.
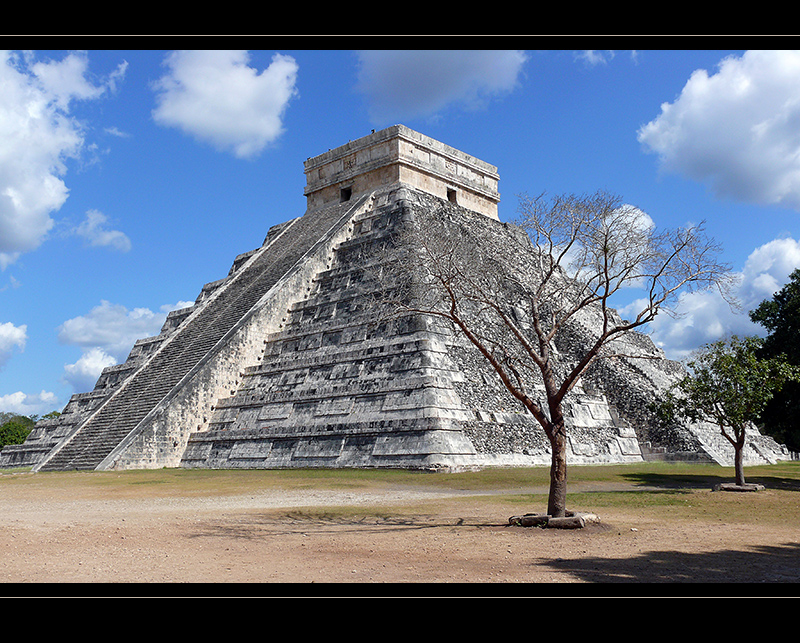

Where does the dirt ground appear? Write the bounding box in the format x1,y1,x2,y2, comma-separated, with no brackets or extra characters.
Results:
1,474,799,591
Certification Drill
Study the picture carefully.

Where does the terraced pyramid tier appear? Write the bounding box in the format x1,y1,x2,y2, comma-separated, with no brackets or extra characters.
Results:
34,195,370,471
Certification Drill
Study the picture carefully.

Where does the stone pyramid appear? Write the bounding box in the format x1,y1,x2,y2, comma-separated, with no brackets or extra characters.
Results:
1,125,789,472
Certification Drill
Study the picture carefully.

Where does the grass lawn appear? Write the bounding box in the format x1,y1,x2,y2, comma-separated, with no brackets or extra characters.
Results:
2,460,799,524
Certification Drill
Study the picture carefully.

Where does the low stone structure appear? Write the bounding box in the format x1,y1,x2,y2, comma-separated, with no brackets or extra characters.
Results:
0,125,790,472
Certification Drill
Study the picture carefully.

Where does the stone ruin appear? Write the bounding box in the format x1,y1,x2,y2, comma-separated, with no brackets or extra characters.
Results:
0,125,790,472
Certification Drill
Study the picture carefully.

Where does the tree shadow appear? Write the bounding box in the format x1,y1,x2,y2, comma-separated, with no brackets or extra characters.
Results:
620,471,800,492
186,511,499,541
534,541,800,585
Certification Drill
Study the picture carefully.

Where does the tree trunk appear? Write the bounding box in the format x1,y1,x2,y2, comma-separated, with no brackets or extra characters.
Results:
721,424,747,487
734,442,746,486
547,425,568,518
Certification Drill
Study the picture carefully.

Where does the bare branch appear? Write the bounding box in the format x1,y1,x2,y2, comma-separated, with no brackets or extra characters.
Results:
371,189,735,516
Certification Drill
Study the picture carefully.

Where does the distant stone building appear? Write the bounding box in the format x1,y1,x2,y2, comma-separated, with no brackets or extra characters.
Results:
0,125,789,471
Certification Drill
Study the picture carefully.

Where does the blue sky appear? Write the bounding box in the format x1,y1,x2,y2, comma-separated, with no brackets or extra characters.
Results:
3,45,800,417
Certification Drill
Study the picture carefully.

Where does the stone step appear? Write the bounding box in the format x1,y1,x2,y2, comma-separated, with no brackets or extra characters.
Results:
38,201,356,471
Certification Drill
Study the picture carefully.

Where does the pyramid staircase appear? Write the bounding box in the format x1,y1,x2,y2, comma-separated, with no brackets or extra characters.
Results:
180,188,645,470
182,190,480,469
33,197,368,471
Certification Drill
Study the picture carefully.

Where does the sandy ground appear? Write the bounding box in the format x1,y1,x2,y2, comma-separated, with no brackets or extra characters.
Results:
2,478,800,591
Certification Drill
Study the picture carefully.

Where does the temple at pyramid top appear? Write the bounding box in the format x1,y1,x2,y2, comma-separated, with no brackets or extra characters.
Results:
303,124,500,219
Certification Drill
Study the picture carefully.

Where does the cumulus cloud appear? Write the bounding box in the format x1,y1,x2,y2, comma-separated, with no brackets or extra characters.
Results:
73,209,131,252
622,236,800,360
0,389,59,416
0,50,127,269
638,50,800,210
736,237,800,308
0,321,26,368
0,320,59,415
356,50,528,124
58,299,193,393
62,346,117,393
58,299,191,362
151,50,299,159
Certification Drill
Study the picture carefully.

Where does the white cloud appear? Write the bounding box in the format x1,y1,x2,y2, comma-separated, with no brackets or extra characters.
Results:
27,51,112,107
0,321,26,368
0,389,59,416
356,50,528,124
575,50,615,66
58,299,193,393
0,274,20,292
74,209,131,252
104,126,129,138
575,50,639,67
0,321,58,416
625,236,800,360
58,299,190,362
638,50,800,210
62,346,117,393
0,51,127,269
736,237,800,309
151,50,299,159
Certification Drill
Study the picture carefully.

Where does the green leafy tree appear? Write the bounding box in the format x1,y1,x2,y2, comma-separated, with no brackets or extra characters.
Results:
750,268,800,451
0,415,35,448
0,411,59,449
656,336,800,486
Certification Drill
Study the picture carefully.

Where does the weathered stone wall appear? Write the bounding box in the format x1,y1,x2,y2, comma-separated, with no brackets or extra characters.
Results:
182,188,484,469
102,196,378,470
391,190,789,468
303,125,500,220
180,187,647,470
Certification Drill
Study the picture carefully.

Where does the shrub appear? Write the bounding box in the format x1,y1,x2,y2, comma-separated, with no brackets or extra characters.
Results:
0,418,34,448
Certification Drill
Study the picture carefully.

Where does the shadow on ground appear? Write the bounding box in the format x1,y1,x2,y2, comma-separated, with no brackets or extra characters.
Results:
536,540,800,584
185,510,800,585
619,471,800,492
187,512,488,541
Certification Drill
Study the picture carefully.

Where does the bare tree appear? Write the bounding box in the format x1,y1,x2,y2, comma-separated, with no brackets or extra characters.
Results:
378,190,736,518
